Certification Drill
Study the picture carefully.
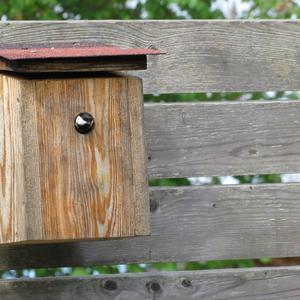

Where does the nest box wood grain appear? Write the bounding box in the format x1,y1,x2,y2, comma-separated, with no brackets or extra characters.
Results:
0,44,157,245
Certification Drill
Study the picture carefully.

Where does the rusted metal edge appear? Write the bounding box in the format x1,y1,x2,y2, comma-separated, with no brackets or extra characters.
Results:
0,43,163,73
0,42,163,61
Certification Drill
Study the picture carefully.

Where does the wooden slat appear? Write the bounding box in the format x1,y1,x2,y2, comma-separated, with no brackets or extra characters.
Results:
2,20,300,93
145,101,300,178
1,184,300,269
2,267,300,299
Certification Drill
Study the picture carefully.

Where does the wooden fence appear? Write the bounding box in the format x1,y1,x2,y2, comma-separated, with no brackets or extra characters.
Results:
2,20,300,299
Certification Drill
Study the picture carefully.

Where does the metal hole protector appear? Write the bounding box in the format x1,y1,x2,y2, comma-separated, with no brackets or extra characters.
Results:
74,112,95,134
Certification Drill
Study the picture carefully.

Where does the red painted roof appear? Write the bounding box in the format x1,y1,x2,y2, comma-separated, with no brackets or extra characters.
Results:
0,43,163,61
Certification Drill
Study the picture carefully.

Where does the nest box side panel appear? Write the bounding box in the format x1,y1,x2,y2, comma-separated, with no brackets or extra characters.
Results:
0,75,43,244
0,76,25,244
0,75,149,244
126,77,150,236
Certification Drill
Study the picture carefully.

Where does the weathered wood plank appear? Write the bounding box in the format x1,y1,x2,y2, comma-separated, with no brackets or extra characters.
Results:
145,101,300,178
5,99,296,197
2,267,300,299
2,20,300,93
1,184,300,269
0,71,28,245
6,99,294,185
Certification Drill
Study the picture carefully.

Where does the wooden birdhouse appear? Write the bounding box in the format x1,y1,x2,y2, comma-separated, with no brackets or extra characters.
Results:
0,43,160,245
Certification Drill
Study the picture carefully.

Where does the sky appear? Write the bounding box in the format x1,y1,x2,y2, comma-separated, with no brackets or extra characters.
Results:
212,0,254,18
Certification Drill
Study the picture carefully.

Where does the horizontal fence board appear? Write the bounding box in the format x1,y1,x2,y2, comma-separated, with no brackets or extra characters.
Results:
2,267,300,299
145,101,300,178
2,184,300,269
3,21,300,93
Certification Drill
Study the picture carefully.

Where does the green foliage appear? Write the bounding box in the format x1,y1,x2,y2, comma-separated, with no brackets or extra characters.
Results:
0,0,58,20
259,257,272,264
247,0,300,18
235,174,282,184
185,259,256,270
0,0,218,20
149,178,190,186
2,0,300,21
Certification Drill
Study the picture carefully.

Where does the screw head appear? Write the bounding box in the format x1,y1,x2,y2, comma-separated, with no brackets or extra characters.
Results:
103,280,117,291
147,281,162,295
74,112,95,134
181,279,192,288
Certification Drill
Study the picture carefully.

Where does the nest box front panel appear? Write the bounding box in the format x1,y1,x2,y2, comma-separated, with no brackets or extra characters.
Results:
0,75,149,244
